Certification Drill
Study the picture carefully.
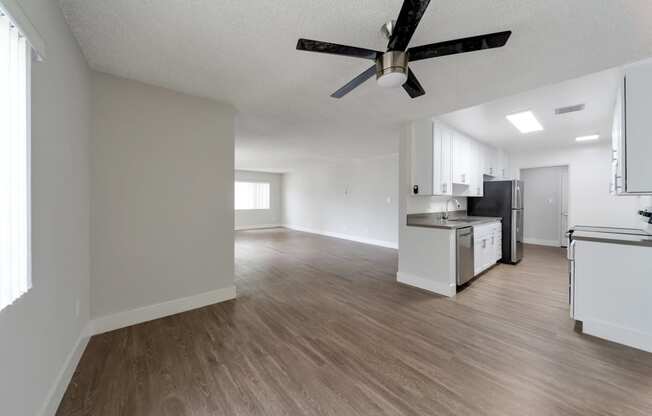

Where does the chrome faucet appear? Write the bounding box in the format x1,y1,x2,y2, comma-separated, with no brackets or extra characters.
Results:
442,198,462,220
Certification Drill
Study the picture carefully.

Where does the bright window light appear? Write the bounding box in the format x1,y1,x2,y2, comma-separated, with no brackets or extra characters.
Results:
576,134,600,142
235,182,270,210
0,10,32,311
506,111,543,134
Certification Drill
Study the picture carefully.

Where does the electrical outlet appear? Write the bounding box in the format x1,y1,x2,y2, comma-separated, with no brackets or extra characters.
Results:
386,197,392,204
74,299,80,317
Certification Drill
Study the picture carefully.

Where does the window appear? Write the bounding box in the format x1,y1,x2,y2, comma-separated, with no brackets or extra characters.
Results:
0,7,31,311
235,182,270,210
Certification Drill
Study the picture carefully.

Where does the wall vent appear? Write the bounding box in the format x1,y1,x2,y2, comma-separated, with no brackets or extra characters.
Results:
555,104,585,115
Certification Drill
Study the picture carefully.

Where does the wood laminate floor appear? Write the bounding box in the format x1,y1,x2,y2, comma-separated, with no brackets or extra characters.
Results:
57,228,652,416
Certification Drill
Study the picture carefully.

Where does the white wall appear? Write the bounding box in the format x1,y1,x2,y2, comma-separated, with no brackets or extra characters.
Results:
91,72,236,320
283,155,399,248
0,1,91,415
235,170,282,230
510,143,649,230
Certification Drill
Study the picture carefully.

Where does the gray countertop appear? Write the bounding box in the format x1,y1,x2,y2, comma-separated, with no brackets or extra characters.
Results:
407,213,502,230
571,226,652,247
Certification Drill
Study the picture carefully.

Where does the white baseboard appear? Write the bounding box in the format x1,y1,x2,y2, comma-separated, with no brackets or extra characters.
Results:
524,238,561,247
89,285,237,336
582,318,652,353
284,224,398,249
396,271,456,297
38,324,91,416
235,224,282,231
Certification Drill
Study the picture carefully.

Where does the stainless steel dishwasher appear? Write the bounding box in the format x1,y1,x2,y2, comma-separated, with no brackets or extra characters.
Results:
456,227,474,285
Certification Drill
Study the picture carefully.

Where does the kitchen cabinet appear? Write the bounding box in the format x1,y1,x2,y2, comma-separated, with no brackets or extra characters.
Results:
473,222,501,275
410,118,508,196
496,149,509,179
482,145,496,177
411,119,435,195
467,140,483,197
438,122,453,195
571,235,652,352
611,60,652,195
483,147,508,179
410,119,452,196
452,132,470,185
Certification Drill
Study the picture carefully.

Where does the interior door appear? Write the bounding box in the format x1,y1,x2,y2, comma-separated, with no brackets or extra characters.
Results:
520,166,564,247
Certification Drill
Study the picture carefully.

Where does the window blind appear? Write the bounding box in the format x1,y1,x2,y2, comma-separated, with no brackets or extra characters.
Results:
235,182,271,210
0,10,31,311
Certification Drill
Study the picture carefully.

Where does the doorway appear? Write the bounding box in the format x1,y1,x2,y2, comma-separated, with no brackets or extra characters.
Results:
520,166,569,247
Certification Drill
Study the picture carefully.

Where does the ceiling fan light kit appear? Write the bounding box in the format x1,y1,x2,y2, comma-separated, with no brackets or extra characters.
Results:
296,0,512,99
376,51,408,88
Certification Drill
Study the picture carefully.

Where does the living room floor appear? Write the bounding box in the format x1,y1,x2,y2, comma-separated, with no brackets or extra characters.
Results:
57,228,652,416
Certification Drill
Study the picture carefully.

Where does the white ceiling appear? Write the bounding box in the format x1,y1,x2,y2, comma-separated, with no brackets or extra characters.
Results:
439,68,623,152
59,0,652,172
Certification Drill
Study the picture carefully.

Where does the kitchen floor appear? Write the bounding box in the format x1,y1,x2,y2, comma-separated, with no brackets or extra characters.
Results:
57,228,652,416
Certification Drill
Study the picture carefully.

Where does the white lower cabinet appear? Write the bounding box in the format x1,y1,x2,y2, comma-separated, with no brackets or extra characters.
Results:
474,222,502,275
573,238,652,352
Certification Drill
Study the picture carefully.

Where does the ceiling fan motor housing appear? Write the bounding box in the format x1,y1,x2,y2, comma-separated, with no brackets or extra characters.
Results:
376,51,408,87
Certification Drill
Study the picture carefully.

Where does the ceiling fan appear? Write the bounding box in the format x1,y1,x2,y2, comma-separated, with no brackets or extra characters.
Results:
296,0,512,99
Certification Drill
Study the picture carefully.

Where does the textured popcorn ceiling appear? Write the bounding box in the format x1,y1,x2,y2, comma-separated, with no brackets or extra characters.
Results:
59,0,652,171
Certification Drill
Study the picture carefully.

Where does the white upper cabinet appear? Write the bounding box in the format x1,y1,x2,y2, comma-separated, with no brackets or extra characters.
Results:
438,122,453,195
410,118,509,196
452,132,470,185
411,119,435,195
410,119,452,196
496,149,509,179
482,145,497,177
612,60,652,195
466,139,483,197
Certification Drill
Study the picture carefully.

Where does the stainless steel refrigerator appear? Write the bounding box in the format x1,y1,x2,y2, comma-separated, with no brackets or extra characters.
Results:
468,180,524,264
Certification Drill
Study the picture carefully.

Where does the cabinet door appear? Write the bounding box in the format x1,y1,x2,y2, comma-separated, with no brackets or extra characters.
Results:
437,123,453,195
611,86,624,194
452,132,470,185
411,119,434,195
623,65,652,193
468,140,483,196
474,235,485,275
496,150,509,179
609,89,623,194
482,145,497,177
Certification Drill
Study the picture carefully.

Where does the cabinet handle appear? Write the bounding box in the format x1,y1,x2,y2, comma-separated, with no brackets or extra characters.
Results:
461,173,466,183
442,183,447,193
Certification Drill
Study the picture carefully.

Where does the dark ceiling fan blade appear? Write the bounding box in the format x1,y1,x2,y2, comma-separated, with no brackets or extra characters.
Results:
331,65,377,98
407,30,512,62
387,0,431,51
402,69,425,98
297,39,381,60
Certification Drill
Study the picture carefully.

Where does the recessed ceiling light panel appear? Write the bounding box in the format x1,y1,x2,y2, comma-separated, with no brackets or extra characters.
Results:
576,134,600,142
506,111,543,134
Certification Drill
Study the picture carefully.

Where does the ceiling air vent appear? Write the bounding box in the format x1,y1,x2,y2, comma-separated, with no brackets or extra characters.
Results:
555,104,585,115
